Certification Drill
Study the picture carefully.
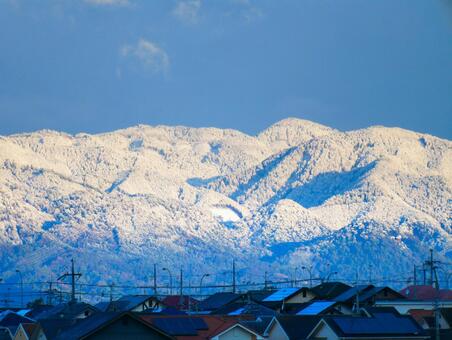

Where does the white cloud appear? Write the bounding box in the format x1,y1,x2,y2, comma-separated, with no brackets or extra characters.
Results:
120,39,170,75
172,0,202,24
84,0,130,6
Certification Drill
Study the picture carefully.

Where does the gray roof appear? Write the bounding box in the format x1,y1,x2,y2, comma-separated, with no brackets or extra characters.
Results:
197,292,240,311
240,316,273,336
34,302,98,320
107,295,156,312
54,312,119,340
334,285,373,303
0,327,12,340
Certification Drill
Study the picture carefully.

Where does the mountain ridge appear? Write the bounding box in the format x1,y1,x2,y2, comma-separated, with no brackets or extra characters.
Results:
0,118,450,293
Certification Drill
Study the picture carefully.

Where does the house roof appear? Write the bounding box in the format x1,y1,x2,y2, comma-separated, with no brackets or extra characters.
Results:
140,315,236,340
0,327,12,340
94,301,110,312
271,315,323,340
33,302,98,320
0,311,35,334
407,309,434,325
54,312,173,340
209,322,262,339
321,313,426,338
24,305,54,319
440,308,452,326
358,286,405,302
399,285,452,301
161,296,199,311
239,316,274,335
296,301,337,315
38,318,80,339
197,292,240,311
334,285,373,303
211,301,276,317
151,307,188,315
311,282,351,300
107,295,157,312
151,317,207,336
241,290,276,302
262,288,301,302
361,306,400,317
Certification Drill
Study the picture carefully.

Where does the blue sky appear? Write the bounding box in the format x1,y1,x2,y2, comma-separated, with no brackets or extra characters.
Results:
0,0,451,139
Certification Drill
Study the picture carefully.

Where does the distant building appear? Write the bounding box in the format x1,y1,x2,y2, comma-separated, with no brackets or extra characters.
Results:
399,285,452,301
161,296,199,312
100,295,163,313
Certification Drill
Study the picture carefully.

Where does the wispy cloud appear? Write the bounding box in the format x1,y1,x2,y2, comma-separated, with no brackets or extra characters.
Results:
84,0,130,6
120,39,170,75
230,0,264,22
172,0,202,24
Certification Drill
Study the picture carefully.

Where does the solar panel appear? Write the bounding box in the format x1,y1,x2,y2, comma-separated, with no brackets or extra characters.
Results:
333,314,420,335
297,301,335,315
190,317,208,330
152,318,198,336
228,307,245,316
263,288,300,302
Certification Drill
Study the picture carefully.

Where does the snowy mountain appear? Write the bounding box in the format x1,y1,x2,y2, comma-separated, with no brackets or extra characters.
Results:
0,118,451,293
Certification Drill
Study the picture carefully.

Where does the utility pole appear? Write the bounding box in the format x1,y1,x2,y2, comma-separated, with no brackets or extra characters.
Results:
47,282,53,305
109,283,114,302
264,271,268,290
180,269,183,296
179,268,183,309
423,264,426,285
430,249,434,286
57,258,82,303
153,264,157,296
15,270,23,308
355,292,360,313
232,260,236,294
425,249,440,289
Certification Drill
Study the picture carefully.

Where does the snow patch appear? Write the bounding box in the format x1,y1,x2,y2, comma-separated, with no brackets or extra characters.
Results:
211,205,242,222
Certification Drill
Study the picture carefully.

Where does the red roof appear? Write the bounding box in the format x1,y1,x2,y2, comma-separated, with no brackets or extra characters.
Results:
399,285,452,300
162,295,200,311
407,309,434,324
140,315,237,340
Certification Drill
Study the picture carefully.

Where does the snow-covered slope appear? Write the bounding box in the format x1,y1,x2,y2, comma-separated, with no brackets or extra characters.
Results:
0,118,450,290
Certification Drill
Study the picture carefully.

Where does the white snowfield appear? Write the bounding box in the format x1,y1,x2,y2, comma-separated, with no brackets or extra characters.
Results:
0,118,450,286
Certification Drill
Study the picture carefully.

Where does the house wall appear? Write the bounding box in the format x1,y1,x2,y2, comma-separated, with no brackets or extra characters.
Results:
85,315,168,340
217,327,257,340
130,299,162,312
267,322,289,340
286,290,316,304
375,301,452,314
309,323,339,340
14,327,27,340
76,309,96,319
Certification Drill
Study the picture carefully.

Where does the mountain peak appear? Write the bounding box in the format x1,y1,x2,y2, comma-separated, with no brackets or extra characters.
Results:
257,117,336,150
